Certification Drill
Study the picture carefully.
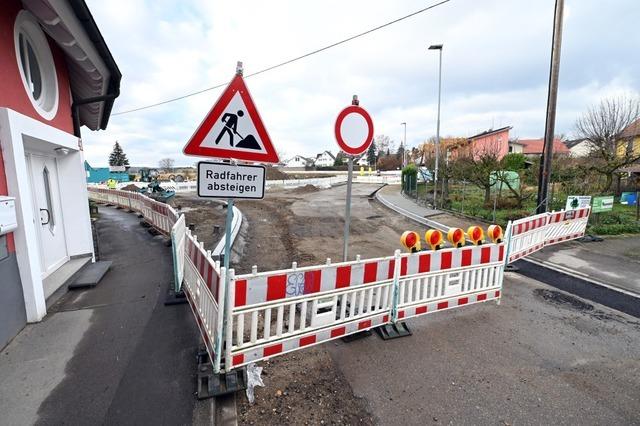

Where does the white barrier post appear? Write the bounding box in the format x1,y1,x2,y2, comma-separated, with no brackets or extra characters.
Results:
223,268,235,373
390,249,402,323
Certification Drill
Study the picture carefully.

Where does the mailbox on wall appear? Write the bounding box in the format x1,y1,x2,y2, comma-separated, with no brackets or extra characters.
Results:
0,196,17,235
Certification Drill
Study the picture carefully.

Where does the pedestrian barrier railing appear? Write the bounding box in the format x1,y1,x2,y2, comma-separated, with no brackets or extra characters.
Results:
507,207,590,263
88,187,591,377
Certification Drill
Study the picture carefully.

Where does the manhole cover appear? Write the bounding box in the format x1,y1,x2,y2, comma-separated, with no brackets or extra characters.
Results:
534,289,594,311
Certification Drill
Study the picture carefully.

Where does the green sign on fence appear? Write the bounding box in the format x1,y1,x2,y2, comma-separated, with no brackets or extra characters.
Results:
592,195,614,213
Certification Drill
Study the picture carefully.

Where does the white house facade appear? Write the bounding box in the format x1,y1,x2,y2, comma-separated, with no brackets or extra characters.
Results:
314,151,335,167
284,155,312,168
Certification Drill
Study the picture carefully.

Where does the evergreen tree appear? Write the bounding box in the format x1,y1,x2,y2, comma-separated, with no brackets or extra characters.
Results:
108,141,129,166
367,141,377,165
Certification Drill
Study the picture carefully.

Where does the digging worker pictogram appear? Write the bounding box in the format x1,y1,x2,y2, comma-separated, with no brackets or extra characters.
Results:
215,110,244,147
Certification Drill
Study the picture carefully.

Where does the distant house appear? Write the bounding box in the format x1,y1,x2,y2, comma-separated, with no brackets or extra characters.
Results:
314,151,335,167
449,127,512,160
508,140,525,154
619,118,640,158
284,155,313,168
565,139,591,157
356,155,369,166
518,138,570,158
85,162,130,184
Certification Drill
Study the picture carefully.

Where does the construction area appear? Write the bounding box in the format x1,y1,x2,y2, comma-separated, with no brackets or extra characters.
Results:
177,183,640,425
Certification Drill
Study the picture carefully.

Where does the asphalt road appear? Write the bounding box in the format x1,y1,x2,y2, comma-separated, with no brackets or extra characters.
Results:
328,271,640,425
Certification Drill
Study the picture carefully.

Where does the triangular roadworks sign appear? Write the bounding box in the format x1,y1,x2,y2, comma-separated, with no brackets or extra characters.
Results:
183,74,279,163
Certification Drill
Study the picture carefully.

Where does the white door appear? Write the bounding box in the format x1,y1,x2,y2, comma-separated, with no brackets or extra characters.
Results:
27,154,68,277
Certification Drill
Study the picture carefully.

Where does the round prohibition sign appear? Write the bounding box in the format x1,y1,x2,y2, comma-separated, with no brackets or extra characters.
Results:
334,105,374,156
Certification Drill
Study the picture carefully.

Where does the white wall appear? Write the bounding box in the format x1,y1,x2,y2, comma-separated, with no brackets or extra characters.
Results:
0,108,91,322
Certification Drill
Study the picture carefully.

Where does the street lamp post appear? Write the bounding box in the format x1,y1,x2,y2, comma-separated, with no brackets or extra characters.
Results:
429,44,443,209
401,122,407,168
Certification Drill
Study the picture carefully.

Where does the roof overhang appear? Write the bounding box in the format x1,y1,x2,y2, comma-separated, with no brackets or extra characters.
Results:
21,0,121,131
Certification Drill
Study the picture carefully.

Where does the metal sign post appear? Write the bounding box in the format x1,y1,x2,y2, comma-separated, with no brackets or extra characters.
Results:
334,95,374,262
343,156,354,261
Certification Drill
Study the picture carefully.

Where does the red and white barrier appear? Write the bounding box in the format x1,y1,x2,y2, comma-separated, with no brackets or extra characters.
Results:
223,243,507,370
507,212,549,262
545,207,590,246
88,187,592,376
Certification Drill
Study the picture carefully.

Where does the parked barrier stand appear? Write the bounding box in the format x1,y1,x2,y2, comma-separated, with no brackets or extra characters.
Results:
87,187,591,379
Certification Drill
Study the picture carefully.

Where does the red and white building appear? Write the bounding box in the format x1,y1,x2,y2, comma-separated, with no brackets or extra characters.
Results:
0,0,120,348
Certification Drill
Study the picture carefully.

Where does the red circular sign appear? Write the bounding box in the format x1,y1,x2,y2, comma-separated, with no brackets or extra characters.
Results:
334,105,374,156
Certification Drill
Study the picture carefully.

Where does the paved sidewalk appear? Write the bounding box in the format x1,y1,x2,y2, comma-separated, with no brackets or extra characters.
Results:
377,184,640,297
0,206,202,425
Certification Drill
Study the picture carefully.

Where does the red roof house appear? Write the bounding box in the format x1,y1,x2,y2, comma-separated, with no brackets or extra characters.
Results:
518,138,570,157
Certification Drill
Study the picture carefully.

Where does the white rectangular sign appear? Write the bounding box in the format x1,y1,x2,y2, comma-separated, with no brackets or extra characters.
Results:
565,195,591,210
197,161,265,199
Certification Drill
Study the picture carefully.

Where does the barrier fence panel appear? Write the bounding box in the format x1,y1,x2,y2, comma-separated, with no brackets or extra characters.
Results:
171,215,186,292
507,212,549,262
397,244,505,321
87,187,592,376
545,207,590,246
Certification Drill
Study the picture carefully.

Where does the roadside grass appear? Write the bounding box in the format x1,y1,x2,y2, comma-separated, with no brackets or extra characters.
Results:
413,182,640,235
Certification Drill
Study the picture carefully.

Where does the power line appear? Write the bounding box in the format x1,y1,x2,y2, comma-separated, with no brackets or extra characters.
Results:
112,0,451,116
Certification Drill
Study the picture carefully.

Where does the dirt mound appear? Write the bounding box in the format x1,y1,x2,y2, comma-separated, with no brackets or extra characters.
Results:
290,184,319,194
120,184,141,192
265,167,292,180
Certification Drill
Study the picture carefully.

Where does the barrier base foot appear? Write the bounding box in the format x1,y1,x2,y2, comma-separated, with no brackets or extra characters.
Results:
197,363,247,399
164,288,187,306
137,213,144,219
578,234,604,243
505,264,519,272
341,329,372,343
375,322,412,340
140,220,150,228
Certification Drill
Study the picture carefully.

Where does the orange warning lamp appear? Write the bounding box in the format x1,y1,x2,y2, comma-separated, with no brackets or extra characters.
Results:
425,229,444,250
447,228,465,248
400,231,421,253
487,225,503,243
467,226,484,245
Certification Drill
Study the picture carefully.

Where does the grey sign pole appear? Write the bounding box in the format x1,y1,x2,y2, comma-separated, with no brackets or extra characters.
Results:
342,156,354,262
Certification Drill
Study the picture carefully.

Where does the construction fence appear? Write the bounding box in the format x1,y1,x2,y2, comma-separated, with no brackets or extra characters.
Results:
88,187,590,375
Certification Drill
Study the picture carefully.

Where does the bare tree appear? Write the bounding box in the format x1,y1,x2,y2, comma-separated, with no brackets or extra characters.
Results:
575,96,640,191
454,139,502,204
158,158,175,172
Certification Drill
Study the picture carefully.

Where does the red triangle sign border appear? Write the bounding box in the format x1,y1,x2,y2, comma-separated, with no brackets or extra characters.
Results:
183,74,279,164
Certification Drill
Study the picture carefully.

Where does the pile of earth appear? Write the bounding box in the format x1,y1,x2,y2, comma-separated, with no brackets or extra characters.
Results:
265,167,292,180
120,184,141,192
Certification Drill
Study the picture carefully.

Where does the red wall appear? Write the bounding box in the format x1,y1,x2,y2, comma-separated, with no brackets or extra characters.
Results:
0,0,74,132
470,129,510,160
0,0,75,253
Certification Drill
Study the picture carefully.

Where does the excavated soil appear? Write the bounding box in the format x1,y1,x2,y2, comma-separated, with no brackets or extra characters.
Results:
182,184,420,425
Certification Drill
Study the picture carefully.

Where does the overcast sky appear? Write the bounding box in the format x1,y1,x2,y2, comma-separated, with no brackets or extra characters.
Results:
83,0,640,167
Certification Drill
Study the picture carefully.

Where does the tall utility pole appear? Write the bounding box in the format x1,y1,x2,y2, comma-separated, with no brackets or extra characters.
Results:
401,122,407,168
429,44,443,209
536,0,565,214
